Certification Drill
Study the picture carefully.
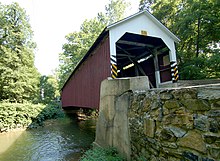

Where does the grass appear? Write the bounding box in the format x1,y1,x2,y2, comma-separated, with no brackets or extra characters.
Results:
80,146,125,161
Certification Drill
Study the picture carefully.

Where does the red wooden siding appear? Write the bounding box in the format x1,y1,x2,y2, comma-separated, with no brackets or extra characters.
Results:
61,36,111,109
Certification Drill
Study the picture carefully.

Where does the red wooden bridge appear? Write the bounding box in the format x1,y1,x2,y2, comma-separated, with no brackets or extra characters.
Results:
61,10,180,110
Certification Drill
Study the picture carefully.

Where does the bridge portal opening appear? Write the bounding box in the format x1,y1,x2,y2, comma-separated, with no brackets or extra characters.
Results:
115,32,172,88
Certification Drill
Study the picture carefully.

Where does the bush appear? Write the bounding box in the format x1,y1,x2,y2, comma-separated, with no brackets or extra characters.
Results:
179,54,220,80
80,147,125,161
0,102,65,131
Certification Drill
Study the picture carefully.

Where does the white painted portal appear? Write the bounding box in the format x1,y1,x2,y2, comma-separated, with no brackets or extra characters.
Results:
107,11,179,87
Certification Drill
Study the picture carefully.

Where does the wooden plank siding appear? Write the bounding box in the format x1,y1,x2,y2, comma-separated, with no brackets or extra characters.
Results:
61,36,111,109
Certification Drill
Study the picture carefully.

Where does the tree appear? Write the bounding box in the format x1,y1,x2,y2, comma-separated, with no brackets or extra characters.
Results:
58,0,129,88
173,0,220,79
39,75,59,104
0,2,40,102
104,0,129,24
141,0,220,79
139,0,156,11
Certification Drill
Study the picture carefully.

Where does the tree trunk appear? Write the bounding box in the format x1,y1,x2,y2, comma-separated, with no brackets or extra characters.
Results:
196,17,201,57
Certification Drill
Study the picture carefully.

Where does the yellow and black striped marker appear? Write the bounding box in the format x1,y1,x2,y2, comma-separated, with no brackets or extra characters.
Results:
111,63,118,79
171,61,179,82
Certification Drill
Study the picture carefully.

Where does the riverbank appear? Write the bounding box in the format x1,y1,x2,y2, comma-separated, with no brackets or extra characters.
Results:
0,116,96,160
0,102,65,133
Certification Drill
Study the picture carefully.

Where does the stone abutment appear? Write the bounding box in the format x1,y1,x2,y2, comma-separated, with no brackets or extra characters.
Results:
94,77,220,161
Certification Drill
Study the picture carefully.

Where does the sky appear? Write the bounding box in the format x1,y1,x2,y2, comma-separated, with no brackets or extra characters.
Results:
1,0,139,75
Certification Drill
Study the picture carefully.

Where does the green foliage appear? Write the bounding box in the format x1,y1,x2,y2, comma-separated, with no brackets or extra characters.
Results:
179,57,207,80
39,75,60,104
57,0,129,88
104,0,129,24
179,52,220,79
141,0,220,79
207,52,220,78
139,0,155,11
80,147,125,161
0,102,64,131
0,2,40,102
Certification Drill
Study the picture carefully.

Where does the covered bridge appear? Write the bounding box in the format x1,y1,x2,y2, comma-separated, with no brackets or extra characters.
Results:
61,10,180,109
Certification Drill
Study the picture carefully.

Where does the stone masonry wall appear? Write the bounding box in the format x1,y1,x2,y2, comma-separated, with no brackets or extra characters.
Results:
129,85,220,161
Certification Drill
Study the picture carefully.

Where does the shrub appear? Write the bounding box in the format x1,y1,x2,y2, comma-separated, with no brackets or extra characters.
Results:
80,147,125,161
0,102,65,131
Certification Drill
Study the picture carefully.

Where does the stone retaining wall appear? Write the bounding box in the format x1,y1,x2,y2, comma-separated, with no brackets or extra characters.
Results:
94,77,220,161
129,85,220,161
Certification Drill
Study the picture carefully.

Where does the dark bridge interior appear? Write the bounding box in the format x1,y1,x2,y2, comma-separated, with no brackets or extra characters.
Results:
115,32,171,87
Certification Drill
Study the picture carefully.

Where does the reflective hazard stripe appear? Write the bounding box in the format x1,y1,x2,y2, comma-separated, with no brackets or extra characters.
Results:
170,61,179,82
111,63,118,79
111,55,117,79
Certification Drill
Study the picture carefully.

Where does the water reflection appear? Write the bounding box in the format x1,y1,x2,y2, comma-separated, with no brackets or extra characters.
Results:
0,115,96,161
0,130,25,154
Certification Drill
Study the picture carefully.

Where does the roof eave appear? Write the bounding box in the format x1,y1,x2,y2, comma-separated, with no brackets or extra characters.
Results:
106,10,146,30
143,11,180,43
107,10,180,43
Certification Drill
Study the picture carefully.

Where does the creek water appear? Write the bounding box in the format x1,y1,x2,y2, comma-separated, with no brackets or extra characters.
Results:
0,114,96,161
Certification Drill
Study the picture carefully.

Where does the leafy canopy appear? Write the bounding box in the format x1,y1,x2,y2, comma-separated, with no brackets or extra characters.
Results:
0,2,40,103
139,0,220,79
39,75,60,104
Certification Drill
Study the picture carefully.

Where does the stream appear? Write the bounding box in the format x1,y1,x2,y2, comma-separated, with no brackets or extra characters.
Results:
0,114,96,161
